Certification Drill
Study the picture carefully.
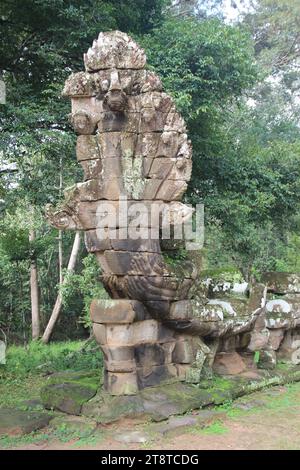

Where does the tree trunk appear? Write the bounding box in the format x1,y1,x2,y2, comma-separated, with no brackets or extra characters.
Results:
58,230,63,285
29,230,40,340
58,157,63,285
41,231,81,344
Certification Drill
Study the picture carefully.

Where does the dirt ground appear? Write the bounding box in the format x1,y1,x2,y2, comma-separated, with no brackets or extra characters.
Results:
4,381,300,451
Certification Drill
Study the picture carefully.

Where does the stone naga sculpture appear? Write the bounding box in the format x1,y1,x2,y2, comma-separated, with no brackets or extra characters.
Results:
47,31,203,394
47,32,271,394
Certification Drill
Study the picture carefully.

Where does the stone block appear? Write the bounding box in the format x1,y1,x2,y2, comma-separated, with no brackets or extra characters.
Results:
132,320,159,345
213,352,247,376
140,92,174,114
140,111,167,132
221,336,239,352
163,318,218,337
158,324,175,343
80,159,103,180
78,200,151,230
277,328,300,361
155,180,188,201
40,371,99,415
268,329,285,350
71,96,103,116
161,341,176,363
76,178,124,201
84,228,161,253
0,409,52,436
135,133,161,158
78,198,192,231
147,157,192,181
91,298,147,324
142,179,187,201
70,110,98,134
262,272,300,294
198,301,237,322
247,329,270,351
164,112,186,133
257,350,277,370
102,250,168,276
185,367,202,384
111,235,161,253
80,157,122,181
92,323,107,345
140,179,162,199
101,345,135,362
62,71,96,97
104,320,159,347
104,371,138,396
91,69,149,98
264,298,300,329
144,300,170,319
140,70,163,93
105,359,136,373
97,111,139,133
247,283,267,313
84,230,111,252
175,363,190,380
134,343,166,367
76,135,101,161
97,132,137,158
123,275,189,302
156,131,186,158
105,324,133,346
170,300,192,319
172,339,194,364
137,364,178,389
84,31,146,71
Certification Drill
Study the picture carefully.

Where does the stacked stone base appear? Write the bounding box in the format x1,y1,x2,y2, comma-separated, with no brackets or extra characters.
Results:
91,299,201,395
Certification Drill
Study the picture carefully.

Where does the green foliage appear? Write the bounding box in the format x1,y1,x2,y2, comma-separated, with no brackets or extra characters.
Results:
0,0,167,82
200,268,243,283
254,351,260,364
275,234,300,272
190,420,228,435
244,0,300,72
60,254,108,329
0,340,102,378
143,17,257,119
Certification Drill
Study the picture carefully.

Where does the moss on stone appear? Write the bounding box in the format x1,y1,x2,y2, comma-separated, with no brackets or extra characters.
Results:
40,370,100,415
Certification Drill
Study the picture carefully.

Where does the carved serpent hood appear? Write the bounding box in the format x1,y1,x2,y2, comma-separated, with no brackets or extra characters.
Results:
47,30,196,319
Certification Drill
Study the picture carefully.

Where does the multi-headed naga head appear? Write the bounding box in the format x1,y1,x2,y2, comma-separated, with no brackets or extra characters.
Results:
48,31,197,319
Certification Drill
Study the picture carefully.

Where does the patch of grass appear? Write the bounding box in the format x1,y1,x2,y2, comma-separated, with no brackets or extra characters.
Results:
0,340,103,409
209,376,234,391
0,340,103,378
202,421,228,435
217,382,300,420
254,351,260,364
199,267,243,283
0,374,47,408
190,421,228,436
72,433,104,448
50,422,95,443
213,399,244,418
0,431,51,449
0,421,103,449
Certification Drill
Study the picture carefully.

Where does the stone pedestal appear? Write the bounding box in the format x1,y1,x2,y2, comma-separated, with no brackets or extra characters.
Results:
91,299,200,395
